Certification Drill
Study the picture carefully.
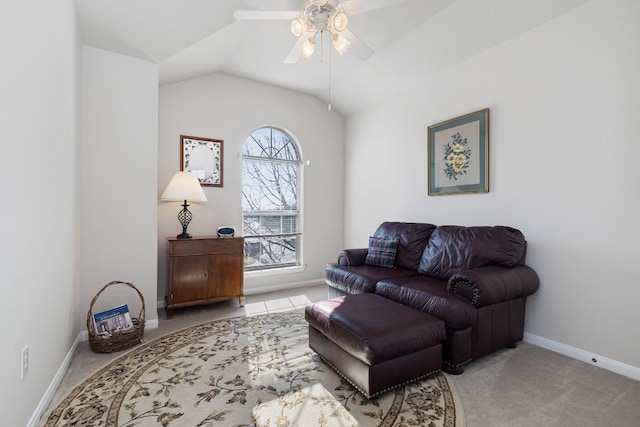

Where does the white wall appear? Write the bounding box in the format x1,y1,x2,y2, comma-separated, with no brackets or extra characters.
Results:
158,73,344,301
81,47,159,321
0,1,80,425
344,0,640,369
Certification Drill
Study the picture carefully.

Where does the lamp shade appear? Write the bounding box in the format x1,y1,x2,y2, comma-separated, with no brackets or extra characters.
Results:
160,171,208,202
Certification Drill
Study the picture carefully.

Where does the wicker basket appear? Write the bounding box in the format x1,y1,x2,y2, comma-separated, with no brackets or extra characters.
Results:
87,281,146,353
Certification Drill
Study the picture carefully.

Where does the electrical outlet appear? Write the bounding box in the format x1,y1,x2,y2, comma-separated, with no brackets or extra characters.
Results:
21,345,29,380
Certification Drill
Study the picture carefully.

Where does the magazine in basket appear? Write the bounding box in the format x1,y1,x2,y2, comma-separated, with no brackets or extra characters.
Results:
93,304,133,337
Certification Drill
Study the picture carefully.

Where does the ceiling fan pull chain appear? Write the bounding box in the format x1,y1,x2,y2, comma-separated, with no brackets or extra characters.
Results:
328,46,332,111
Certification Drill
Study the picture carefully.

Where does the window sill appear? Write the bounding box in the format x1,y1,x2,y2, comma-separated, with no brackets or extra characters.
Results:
244,265,306,278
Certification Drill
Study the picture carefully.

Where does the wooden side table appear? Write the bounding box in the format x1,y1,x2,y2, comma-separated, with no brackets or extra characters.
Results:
166,236,244,318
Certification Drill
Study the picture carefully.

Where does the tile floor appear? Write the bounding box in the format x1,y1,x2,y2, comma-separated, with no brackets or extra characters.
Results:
244,293,316,315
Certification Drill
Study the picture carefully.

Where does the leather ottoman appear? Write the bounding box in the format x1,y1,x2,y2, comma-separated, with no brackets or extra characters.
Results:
305,293,446,398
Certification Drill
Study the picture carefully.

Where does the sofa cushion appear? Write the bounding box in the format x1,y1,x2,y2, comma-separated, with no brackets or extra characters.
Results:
418,226,527,280
325,264,418,294
365,236,399,268
374,275,478,329
373,222,437,270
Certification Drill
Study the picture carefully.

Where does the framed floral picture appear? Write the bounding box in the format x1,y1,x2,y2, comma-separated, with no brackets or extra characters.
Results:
427,109,489,195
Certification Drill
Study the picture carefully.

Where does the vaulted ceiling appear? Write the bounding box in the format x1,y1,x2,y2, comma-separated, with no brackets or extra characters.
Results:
75,0,588,114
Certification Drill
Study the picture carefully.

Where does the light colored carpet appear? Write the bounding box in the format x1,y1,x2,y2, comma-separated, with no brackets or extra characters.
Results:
39,312,464,426
453,342,640,426
38,285,640,426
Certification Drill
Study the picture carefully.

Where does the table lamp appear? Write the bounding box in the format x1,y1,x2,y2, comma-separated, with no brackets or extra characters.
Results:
161,171,208,238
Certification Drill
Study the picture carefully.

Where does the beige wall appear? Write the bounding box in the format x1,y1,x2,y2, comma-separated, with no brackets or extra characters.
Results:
81,46,159,322
158,73,345,304
0,1,80,425
343,0,640,372
8,2,639,425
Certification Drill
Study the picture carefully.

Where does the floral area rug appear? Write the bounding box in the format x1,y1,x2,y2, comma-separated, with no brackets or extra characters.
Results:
41,312,464,426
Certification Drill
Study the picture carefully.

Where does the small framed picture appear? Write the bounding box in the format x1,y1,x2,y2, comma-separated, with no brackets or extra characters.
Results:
180,135,224,187
427,109,489,195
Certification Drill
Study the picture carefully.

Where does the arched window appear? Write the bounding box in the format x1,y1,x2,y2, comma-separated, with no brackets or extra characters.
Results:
242,127,302,271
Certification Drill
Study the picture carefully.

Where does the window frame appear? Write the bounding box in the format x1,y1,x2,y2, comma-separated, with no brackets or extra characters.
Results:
241,126,304,273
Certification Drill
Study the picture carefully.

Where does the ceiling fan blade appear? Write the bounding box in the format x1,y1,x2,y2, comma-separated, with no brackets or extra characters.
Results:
233,10,298,20
284,31,316,64
341,0,408,15
342,28,374,60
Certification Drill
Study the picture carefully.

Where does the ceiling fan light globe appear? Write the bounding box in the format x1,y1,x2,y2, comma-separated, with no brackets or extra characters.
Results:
291,17,311,37
329,11,348,32
301,38,316,59
309,0,329,6
291,18,302,37
332,33,350,55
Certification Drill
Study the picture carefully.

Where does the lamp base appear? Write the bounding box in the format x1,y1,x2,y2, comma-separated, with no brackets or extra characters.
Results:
176,200,193,239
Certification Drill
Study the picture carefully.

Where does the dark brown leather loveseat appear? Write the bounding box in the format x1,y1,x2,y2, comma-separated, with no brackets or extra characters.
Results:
325,222,540,374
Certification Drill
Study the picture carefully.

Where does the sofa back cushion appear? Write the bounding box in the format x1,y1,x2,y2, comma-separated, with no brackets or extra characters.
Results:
418,225,527,280
373,222,437,270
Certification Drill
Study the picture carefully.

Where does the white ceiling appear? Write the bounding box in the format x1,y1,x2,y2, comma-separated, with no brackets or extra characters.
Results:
75,0,588,115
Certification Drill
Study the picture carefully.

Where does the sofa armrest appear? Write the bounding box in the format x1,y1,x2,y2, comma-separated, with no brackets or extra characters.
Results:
447,265,540,308
337,248,368,266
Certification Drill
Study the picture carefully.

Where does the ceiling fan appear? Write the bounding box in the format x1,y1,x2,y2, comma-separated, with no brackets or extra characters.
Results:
233,0,407,64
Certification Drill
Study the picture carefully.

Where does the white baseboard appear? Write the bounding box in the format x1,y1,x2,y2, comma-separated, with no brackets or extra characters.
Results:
26,333,83,427
244,278,325,296
523,332,640,381
29,319,159,426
